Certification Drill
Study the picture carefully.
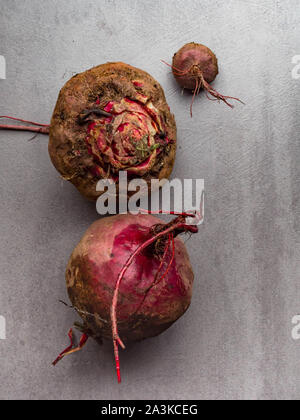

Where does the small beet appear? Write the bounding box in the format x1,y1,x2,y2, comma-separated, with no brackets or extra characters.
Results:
165,42,243,117
49,62,177,200
53,211,201,382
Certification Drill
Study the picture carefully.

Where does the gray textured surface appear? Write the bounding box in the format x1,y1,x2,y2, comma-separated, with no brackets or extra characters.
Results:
0,0,299,400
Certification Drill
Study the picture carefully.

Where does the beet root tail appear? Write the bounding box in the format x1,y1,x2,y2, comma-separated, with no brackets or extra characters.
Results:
200,76,245,109
52,328,88,366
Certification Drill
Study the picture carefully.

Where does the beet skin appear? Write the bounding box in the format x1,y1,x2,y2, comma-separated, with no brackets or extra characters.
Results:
66,214,194,344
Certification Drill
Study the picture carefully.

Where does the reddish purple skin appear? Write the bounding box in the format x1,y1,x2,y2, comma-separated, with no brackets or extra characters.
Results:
172,42,219,90
66,214,194,343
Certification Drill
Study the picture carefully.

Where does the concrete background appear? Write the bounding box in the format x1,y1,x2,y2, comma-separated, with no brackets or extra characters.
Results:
0,0,299,400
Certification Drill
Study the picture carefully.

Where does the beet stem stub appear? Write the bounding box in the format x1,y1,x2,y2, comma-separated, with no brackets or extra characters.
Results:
157,233,175,283
155,233,172,282
200,75,245,109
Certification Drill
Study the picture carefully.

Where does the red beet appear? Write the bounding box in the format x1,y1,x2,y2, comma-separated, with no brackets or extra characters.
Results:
53,212,200,382
165,42,243,117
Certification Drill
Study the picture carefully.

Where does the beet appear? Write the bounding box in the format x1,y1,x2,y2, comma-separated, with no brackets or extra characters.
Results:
53,212,200,382
0,62,177,201
49,62,176,200
166,42,243,116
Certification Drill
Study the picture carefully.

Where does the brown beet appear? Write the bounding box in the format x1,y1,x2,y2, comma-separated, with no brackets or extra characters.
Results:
49,62,177,200
53,213,198,382
167,42,243,117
